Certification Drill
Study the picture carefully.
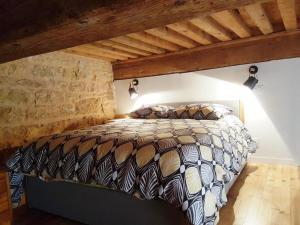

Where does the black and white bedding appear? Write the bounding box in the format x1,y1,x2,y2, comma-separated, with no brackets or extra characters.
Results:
7,115,256,225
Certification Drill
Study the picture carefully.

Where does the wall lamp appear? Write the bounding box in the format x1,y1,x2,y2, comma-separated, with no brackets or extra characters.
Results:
243,65,259,89
128,79,139,99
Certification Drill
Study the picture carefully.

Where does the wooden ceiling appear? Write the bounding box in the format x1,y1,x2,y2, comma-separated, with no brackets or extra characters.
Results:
65,0,299,79
0,0,299,79
0,0,271,63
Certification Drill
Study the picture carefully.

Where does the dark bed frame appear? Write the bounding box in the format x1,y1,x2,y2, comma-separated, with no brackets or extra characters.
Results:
25,162,246,225
25,176,189,225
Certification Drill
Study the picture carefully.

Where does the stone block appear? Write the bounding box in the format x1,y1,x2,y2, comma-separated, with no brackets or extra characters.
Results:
15,79,46,89
32,64,54,78
0,88,30,105
34,90,63,106
69,81,86,92
75,97,102,114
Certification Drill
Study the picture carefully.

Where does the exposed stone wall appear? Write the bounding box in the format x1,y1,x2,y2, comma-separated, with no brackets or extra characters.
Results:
0,52,115,149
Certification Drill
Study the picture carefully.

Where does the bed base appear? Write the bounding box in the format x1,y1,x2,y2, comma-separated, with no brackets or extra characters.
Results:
24,163,247,225
25,177,189,225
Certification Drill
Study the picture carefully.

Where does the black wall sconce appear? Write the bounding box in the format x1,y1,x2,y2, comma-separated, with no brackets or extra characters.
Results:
244,65,259,89
128,79,139,99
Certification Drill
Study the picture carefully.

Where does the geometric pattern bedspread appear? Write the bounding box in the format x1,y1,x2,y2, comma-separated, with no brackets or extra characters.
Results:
7,115,256,225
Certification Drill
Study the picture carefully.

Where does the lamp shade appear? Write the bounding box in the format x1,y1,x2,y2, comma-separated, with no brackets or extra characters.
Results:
243,76,258,89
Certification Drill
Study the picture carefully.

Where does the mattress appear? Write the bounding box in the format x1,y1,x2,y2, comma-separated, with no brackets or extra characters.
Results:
7,115,256,225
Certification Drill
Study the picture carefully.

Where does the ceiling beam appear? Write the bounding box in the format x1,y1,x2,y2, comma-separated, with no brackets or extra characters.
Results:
71,45,128,60
64,49,115,62
99,40,152,57
113,30,300,79
190,17,233,41
167,22,214,45
127,32,181,52
211,10,252,38
277,0,298,30
0,0,272,63
111,36,165,54
146,27,197,48
88,43,139,59
244,4,274,34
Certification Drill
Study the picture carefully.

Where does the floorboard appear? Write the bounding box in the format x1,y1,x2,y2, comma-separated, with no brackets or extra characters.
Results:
219,163,300,225
13,163,300,225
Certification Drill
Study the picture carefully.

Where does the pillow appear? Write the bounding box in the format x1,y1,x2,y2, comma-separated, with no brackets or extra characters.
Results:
174,103,232,120
130,103,232,120
129,105,174,119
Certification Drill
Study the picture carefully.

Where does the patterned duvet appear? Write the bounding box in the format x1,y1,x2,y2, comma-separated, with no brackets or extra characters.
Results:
7,115,256,225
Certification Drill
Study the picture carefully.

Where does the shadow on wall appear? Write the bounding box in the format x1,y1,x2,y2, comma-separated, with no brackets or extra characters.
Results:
198,61,298,164
114,58,300,164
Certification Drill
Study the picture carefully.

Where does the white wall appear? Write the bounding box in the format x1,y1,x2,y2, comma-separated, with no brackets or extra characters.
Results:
114,58,300,165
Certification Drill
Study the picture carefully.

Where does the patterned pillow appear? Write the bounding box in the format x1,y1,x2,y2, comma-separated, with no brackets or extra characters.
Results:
174,103,232,120
130,105,175,119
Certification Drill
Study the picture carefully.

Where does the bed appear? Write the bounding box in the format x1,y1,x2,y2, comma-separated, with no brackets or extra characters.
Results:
6,100,256,225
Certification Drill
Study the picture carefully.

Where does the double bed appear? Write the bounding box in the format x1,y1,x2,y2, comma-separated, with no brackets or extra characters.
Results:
7,100,256,225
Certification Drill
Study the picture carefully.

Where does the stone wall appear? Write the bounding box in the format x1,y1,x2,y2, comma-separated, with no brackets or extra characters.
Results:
0,52,115,149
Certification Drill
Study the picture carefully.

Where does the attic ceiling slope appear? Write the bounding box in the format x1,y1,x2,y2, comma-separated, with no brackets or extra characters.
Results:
0,0,271,64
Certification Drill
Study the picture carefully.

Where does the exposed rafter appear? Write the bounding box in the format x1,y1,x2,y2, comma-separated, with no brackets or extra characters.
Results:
211,10,252,38
244,4,274,34
167,22,214,45
113,31,300,79
71,45,128,61
0,0,273,63
89,43,138,59
127,32,181,52
277,0,298,30
64,49,115,62
190,17,233,41
64,0,300,69
111,36,165,54
146,27,197,48
99,40,152,57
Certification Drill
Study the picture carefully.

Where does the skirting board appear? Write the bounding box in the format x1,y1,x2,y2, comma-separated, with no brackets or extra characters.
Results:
248,155,300,166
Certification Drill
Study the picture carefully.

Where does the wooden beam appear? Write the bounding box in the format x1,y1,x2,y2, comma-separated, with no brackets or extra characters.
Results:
111,36,165,54
238,7,257,27
64,49,115,62
72,45,128,60
244,4,274,34
88,43,139,59
277,0,298,30
167,22,214,45
190,17,232,41
211,10,252,38
0,0,272,63
99,40,152,57
146,27,197,48
113,30,300,79
127,32,181,52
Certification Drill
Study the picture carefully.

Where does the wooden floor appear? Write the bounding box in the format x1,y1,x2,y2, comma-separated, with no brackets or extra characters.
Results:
13,164,300,225
219,163,300,225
